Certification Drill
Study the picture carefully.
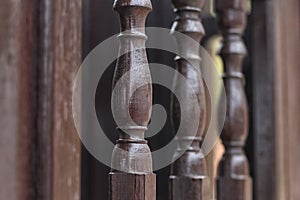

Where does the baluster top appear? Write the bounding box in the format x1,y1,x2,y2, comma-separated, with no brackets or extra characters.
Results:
113,0,152,9
172,0,205,12
216,0,248,35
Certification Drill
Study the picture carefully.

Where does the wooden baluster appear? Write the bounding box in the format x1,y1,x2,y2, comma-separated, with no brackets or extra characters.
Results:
216,1,252,200
169,0,210,199
109,0,155,199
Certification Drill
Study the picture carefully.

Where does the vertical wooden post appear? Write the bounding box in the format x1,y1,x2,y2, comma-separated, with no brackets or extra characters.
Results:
0,0,82,199
0,1,36,199
109,0,155,200
169,0,210,199
216,1,252,200
36,1,82,199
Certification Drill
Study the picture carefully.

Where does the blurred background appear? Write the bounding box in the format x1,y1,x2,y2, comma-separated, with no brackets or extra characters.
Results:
0,0,299,199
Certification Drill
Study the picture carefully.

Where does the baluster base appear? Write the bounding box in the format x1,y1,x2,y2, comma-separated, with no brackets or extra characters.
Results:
217,176,252,200
109,172,156,200
170,175,210,200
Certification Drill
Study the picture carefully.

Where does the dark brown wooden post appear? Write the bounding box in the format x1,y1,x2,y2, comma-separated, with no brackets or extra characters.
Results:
169,0,210,199
216,0,252,200
109,0,156,200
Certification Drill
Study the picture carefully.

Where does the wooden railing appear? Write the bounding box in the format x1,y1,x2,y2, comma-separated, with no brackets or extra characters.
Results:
109,0,155,199
108,0,252,199
169,0,210,199
216,0,252,199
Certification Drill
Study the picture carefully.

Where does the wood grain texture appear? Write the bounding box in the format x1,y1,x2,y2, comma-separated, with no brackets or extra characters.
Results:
252,0,300,199
0,0,82,199
169,0,210,199
109,0,156,199
35,0,82,199
51,0,82,199
36,0,55,199
0,1,36,199
216,0,252,199
251,1,277,199
272,0,300,199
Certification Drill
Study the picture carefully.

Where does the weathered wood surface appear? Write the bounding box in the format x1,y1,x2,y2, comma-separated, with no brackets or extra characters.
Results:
251,1,277,199
169,0,210,199
0,0,82,199
48,1,82,199
273,0,300,199
252,0,300,199
216,0,252,199
0,1,36,199
109,0,156,199
37,1,82,199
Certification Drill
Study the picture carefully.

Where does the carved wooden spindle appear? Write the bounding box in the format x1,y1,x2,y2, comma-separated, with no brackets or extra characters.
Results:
109,0,155,199
169,0,210,199
216,1,252,200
